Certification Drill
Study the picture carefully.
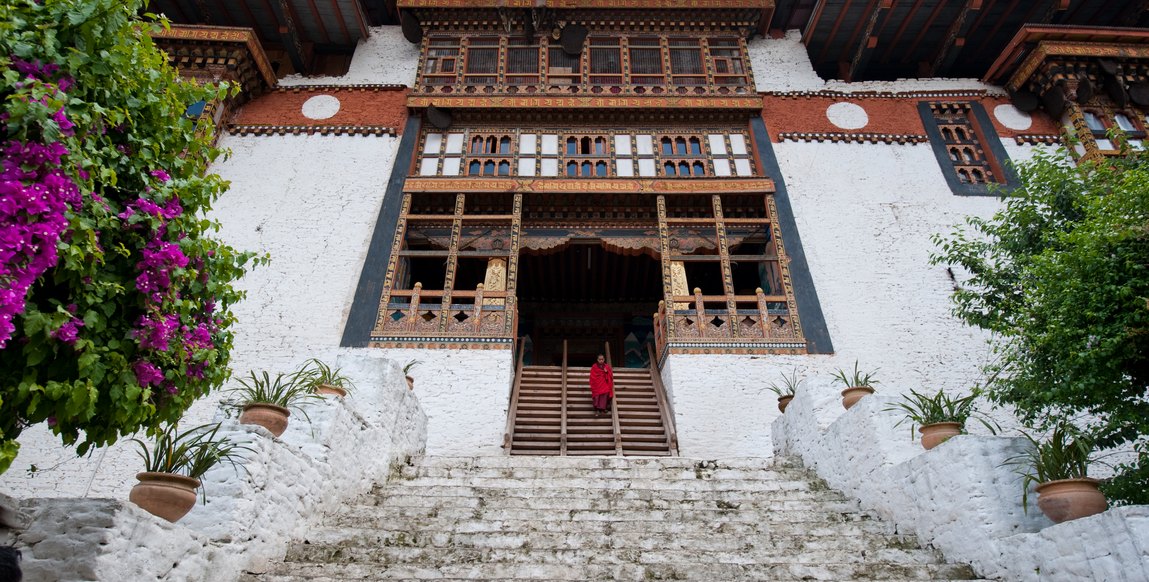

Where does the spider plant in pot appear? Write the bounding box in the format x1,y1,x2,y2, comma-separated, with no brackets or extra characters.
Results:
232,370,321,437
128,423,251,522
832,360,879,410
299,358,355,398
403,359,422,390
883,388,998,450
766,369,802,413
1004,422,1108,523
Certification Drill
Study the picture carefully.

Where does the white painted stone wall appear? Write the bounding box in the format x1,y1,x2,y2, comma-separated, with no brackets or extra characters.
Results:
772,388,1149,581
748,30,1002,94
279,26,419,87
1,353,427,582
664,139,1047,457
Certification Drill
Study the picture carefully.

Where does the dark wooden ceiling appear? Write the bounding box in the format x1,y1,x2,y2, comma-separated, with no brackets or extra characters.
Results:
771,0,1149,81
146,0,399,64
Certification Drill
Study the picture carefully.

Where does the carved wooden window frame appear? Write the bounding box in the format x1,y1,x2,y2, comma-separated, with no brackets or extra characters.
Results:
920,101,1017,196
414,32,751,95
417,127,756,179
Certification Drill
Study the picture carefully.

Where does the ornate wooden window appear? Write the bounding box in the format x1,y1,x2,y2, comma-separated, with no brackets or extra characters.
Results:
628,36,663,86
1083,109,1146,152
423,38,460,86
417,128,756,179
415,33,751,96
669,38,705,88
921,101,1015,195
463,36,500,86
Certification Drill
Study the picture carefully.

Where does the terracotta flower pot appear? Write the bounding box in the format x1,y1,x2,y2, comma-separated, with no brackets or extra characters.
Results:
777,395,794,413
841,386,875,409
919,422,963,450
315,383,347,397
239,402,291,437
1035,478,1108,523
129,472,201,523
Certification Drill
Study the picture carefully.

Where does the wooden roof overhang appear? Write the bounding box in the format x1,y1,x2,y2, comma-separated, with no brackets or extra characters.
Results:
770,0,1149,82
152,25,278,102
397,0,774,34
985,25,1149,91
406,99,765,120
148,0,371,74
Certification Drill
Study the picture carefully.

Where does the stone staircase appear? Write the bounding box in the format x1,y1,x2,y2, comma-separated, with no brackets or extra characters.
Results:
244,456,983,581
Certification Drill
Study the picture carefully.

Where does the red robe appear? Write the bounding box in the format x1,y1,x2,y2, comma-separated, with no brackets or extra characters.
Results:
589,362,614,411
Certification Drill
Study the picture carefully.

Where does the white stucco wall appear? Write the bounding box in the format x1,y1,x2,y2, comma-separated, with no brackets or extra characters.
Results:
279,26,419,87
749,30,1002,94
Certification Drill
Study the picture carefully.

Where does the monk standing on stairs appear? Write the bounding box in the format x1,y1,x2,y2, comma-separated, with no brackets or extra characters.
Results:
589,353,614,417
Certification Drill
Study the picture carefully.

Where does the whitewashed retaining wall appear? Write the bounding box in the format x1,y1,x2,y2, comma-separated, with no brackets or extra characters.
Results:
773,389,1149,581
1,353,426,582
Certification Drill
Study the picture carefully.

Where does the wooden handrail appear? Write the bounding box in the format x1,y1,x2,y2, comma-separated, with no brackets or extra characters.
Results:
669,294,786,303
502,336,528,452
560,340,568,456
388,289,511,299
606,341,623,455
647,341,679,455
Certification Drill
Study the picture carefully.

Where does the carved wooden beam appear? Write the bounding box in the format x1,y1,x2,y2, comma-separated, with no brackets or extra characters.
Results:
928,0,982,77
844,0,892,83
270,0,308,74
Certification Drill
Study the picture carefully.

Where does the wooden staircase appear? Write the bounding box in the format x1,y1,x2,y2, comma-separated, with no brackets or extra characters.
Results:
505,342,678,456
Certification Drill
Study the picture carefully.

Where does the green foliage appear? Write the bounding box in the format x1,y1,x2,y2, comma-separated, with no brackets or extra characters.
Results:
831,360,879,388
1004,423,1097,512
297,358,355,394
931,144,1149,504
402,359,422,375
130,422,250,501
232,371,319,413
883,388,998,439
0,0,264,473
766,368,802,397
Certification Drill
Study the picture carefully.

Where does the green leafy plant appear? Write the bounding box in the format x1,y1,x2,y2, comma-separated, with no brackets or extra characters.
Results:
129,423,251,501
297,359,355,394
831,360,880,388
231,371,319,414
402,360,422,376
1004,422,1099,512
883,388,998,438
0,0,265,474
931,144,1149,503
766,369,802,397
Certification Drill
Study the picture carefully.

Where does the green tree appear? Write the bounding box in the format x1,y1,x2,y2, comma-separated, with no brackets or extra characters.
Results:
932,144,1149,504
0,0,263,473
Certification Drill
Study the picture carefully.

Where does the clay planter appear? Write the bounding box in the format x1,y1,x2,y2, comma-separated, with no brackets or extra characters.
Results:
239,403,291,437
777,395,794,414
406,375,415,390
841,386,875,409
1035,478,1108,523
315,383,347,397
129,472,200,523
919,422,963,450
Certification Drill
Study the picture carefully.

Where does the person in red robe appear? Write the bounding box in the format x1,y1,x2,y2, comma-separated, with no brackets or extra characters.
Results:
589,353,614,416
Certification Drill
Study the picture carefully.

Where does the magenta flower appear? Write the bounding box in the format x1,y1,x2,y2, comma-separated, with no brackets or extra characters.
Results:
132,360,164,387
51,317,83,345
150,169,171,183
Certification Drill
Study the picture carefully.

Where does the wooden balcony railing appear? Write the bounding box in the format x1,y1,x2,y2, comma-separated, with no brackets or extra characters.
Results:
378,283,516,338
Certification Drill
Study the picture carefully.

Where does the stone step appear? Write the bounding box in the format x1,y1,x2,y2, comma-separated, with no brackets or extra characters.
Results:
386,475,822,492
308,516,898,538
323,504,874,528
249,559,978,581
283,544,950,571
290,528,924,555
356,488,850,508
395,462,804,479
401,456,785,470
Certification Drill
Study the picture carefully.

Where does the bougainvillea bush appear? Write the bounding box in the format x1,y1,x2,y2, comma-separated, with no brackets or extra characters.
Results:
0,0,263,473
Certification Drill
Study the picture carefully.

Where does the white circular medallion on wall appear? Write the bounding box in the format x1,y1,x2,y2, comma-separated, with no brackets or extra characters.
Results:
301,95,341,120
826,102,868,130
993,104,1032,131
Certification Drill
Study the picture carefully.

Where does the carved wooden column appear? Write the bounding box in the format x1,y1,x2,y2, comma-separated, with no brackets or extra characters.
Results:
438,194,466,332
373,193,413,336
712,194,736,338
